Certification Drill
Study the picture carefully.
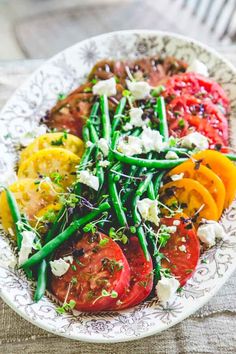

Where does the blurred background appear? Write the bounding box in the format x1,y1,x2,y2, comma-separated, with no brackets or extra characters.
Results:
0,0,236,60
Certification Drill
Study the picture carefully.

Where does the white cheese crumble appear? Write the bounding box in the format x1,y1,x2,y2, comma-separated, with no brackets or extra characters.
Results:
92,77,117,96
197,220,226,247
180,132,209,151
86,141,93,148
187,59,209,77
173,219,181,226
137,198,160,226
77,170,99,191
140,127,164,153
98,138,109,156
179,245,187,253
20,125,47,147
117,136,143,156
18,230,36,265
129,107,148,128
165,151,179,160
156,276,180,305
99,160,110,168
63,256,73,264
50,258,71,277
127,80,151,100
181,237,186,243
171,173,184,181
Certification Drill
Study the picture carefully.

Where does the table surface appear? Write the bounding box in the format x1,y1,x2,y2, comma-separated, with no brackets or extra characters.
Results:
0,49,236,354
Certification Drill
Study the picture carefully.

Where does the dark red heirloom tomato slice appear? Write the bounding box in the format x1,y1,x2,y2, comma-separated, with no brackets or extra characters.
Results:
50,233,130,312
110,236,153,310
166,95,229,149
164,72,230,113
160,217,200,286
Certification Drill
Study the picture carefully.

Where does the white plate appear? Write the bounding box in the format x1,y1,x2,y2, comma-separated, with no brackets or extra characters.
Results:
0,30,236,343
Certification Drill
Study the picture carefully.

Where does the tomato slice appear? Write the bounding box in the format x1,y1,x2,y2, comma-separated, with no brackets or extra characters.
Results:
110,236,153,310
164,72,230,113
165,160,226,218
160,178,219,225
160,216,200,286
192,150,236,208
165,95,229,149
50,233,130,312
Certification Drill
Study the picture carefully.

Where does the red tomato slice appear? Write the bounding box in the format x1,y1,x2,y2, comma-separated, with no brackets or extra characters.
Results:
160,217,200,286
50,233,130,312
164,72,230,113
166,95,229,149
110,236,153,310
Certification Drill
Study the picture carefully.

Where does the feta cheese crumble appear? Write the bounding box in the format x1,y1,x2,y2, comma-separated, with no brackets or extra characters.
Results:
140,127,164,153
170,173,184,181
18,230,36,265
92,77,117,96
173,219,181,226
197,220,226,247
77,170,99,191
179,245,187,253
127,80,151,100
117,136,143,156
98,138,109,156
187,59,209,77
156,276,180,305
86,141,93,148
99,160,110,168
129,107,148,127
50,258,71,277
180,132,209,151
165,151,179,160
137,198,160,226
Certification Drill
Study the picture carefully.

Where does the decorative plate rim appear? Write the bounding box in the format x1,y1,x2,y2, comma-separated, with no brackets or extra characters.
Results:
0,29,236,343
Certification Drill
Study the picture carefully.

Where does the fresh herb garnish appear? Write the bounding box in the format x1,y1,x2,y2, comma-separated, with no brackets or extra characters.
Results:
56,299,76,314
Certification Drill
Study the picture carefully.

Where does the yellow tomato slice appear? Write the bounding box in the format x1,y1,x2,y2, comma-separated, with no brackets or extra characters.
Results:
166,160,225,218
192,150,236,208
18,148,80,188
160,178,219,225
0,178,62,236
20,133,84,163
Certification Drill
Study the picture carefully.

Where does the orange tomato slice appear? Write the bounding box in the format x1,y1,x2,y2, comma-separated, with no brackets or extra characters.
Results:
192,150,236,208
165,160,225,218
159,178,219,225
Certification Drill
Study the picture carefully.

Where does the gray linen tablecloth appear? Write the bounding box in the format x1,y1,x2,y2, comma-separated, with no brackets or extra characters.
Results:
0,53,236,353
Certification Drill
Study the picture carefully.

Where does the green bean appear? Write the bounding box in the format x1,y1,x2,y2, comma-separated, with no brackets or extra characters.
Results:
89,102,100,123
74,143,96,195
155,96,169,142
108,173,127,227
34,259,48,302
153,171,166,198
147,181,155,200
147,234,161,283
132,194,150,261
225,153,236,161
87,121,99,143
136,173,153,196
100,95,111,140
111,97,127,134
112,150,187,168
4,188,23,249
82,125,90,143
163,147,189,155
20,202,111,269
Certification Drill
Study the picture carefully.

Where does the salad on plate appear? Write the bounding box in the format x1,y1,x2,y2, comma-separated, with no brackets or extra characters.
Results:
1,55,236,313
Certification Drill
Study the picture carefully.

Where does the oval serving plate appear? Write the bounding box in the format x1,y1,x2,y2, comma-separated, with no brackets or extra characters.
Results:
0,30,236,343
